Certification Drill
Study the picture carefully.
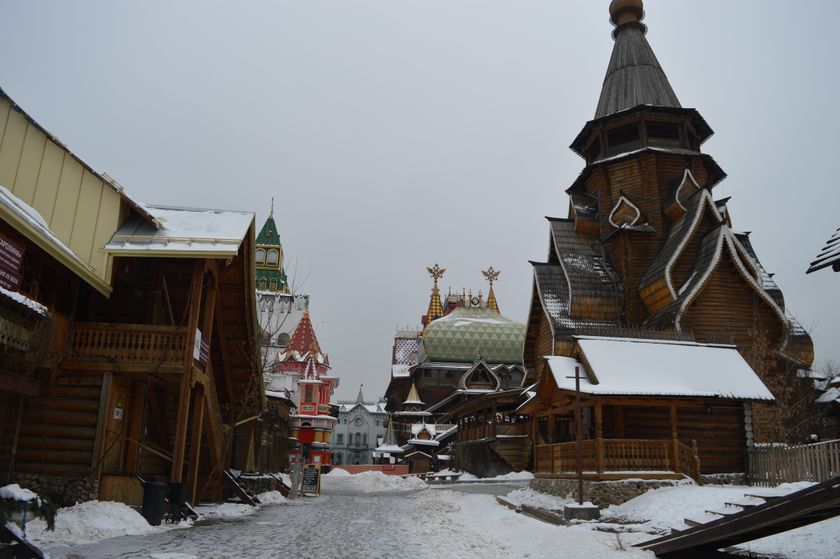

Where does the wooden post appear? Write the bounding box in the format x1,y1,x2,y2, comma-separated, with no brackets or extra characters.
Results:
670,403,680,473
595,401,604,475
188,384,206,504
125,384,145,474
573,367,583,505
171,261,205,483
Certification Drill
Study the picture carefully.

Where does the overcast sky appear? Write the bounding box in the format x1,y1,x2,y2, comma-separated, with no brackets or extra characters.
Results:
2,1,838,401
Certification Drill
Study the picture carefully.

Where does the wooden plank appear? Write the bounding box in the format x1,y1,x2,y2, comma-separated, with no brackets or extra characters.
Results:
188,385,206,505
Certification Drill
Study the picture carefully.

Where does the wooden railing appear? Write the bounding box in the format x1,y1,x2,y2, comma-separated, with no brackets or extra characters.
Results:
748,439,840,487
535,439,700,481
68,322,188,367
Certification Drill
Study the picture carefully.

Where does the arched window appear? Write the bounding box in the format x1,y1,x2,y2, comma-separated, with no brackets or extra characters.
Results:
354,433,361,446
258,279,267,290
269,279,278,291
267,249,279,266
255,248,266,265
363,433,368,446
335,453,342,465
375,420,380,426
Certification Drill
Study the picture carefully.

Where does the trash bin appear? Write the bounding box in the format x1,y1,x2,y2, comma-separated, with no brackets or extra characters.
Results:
140,480,169,526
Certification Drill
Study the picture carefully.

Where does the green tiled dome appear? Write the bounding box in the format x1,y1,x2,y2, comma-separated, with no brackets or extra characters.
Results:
422,306,525,365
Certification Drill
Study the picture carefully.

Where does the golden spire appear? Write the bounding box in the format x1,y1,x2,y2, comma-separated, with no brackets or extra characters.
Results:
425,263,445,323
482,267,500,313
403,382,424,405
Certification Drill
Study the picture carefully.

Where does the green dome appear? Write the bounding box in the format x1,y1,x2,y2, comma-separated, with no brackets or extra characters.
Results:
422,306,525,364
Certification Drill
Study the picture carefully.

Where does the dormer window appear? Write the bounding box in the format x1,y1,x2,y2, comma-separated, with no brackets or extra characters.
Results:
267,249,279,267
606,123,641,156
258,278,267,290
270,279,278,291
256,248,266,266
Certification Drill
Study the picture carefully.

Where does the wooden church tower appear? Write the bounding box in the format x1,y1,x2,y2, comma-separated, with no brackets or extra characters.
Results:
524,0,815,443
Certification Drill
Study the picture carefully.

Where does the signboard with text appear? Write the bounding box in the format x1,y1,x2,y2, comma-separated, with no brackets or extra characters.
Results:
0,233,23,292
300,463,321,496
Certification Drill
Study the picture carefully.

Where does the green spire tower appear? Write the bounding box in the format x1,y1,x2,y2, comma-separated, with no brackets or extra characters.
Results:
255,201,289,293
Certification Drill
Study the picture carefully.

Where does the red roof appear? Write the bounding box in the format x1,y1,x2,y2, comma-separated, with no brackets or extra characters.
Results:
287,310,322,355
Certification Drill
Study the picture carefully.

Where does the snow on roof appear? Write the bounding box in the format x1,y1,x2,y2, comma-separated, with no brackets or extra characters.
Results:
391,363,413,377
374,444,404,454
106,205,253,257
407,438,440,447
817,387,840,404
0,285,48,316
545,337,774,401
0,185,96,276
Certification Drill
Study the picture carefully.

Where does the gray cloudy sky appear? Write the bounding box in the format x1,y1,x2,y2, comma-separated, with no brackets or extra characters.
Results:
2,1,838,401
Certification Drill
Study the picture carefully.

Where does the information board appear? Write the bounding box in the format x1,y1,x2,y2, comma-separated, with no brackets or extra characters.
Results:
301,463,321,496
0,233,23,292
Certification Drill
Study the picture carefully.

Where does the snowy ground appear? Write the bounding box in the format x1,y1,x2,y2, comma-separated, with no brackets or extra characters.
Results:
8,476,840,558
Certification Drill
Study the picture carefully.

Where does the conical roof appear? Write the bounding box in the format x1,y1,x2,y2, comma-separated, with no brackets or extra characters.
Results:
595,0,680,119
486,285,499,313
256,214,282,247
376,416,404,454
286,309,323,357
356,384,365,404
403,382,424,405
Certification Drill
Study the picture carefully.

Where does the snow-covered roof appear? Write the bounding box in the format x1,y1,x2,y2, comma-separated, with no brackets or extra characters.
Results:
544,337,774,401
0,185,98,284
338,402,387,414
374,444,404,454
105,205,253,257
817,387,840,404
391,363,413,378
407,438,440,447
0,286,48,316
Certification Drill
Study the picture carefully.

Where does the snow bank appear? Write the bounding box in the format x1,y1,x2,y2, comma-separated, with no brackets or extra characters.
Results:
0,483,39,502
504,487,570,510
25,500,166,547
321,470,427,492
324,467,352,477
433,469,533,482
196,502,256,519
256,490,288,505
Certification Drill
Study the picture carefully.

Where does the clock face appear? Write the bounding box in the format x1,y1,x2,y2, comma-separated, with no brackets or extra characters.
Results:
470,296,480,307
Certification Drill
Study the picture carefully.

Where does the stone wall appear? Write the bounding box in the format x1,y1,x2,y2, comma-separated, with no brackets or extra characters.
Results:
239,474,279,495
701,472,745,485
529,477,692,507
13,473,99,506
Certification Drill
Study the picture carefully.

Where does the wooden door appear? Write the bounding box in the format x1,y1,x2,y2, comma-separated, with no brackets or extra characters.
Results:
103,379,130,473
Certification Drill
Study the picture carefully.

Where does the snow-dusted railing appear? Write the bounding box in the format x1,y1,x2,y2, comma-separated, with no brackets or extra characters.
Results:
748,439,840,487
67,322,189,369
534,439,700,481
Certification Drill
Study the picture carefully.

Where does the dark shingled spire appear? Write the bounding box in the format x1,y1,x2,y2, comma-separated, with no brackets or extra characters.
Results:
595,0,681,119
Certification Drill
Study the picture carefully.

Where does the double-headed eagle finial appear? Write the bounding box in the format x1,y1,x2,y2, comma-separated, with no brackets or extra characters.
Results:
482,266,500,286
427,263,446,287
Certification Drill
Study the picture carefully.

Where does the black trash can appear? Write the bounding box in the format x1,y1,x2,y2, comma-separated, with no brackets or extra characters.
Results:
140,480,169,526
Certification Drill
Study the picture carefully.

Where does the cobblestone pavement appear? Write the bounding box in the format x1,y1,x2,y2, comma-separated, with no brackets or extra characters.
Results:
45,483,526,559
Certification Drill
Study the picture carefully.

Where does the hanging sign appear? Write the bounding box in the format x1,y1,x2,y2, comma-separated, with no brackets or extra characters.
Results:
0,233,24,292
300,463,321,496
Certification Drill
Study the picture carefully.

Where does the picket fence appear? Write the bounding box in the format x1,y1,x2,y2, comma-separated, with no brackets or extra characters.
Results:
748,439,840,487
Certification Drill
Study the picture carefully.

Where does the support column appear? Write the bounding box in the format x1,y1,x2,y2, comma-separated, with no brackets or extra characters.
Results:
188,385,206,504
670,403,680,473
171,261,205,482
595,402,604,475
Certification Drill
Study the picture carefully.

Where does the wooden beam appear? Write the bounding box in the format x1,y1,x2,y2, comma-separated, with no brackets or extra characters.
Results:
124,384,145,473
171,260,205,483
595,402,604,474
214,308,237,411
670,403,680,472
188,384,206,505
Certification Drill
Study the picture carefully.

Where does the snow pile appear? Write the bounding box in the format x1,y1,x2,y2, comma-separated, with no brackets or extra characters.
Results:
0,483,39,502
324,467,352,477
432,469,533,482
196,502,256,519
256,490,288,505
504,487,570,511
321,470,427,493
24,500,164,547
488,471,534,481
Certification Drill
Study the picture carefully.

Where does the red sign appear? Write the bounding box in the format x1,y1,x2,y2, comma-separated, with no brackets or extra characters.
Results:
0,233,24,292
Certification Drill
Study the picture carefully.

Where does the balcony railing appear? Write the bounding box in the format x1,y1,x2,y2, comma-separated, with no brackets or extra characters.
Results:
65,322,189,372
535,439,700,481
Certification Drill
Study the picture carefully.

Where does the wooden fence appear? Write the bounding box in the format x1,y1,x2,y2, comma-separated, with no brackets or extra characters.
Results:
748,439,840,486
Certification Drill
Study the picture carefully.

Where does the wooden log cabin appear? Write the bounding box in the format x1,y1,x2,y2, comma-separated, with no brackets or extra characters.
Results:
523,0,817,484
521,337,774,480
0,86,263,506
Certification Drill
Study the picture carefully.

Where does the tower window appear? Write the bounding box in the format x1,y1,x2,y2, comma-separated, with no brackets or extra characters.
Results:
258,279,267,290
270,280,278,290
267,249,279,266
256,248,266,265
607,124,641,155
646,121,681,146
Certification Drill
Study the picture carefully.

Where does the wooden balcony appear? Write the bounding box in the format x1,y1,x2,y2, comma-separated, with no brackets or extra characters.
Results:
62,322,189,375
535,438,700,482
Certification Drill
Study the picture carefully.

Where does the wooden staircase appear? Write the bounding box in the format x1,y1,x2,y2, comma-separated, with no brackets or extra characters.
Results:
223,470,261,506
492,437,532,471
638,476,840,557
